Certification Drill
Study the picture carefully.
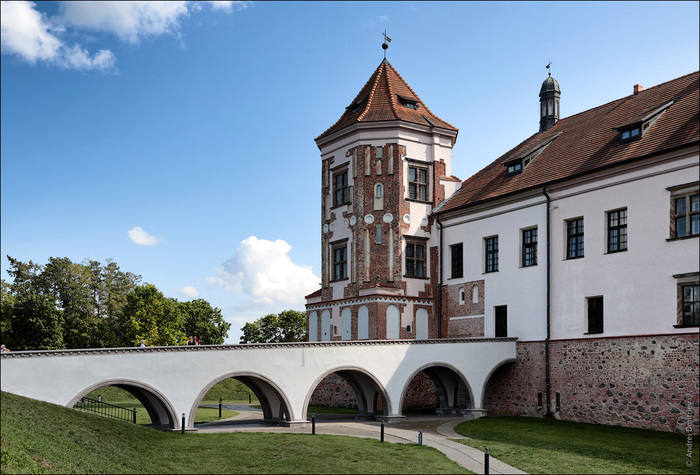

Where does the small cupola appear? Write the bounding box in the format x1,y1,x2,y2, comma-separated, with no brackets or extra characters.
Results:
539,72,561,133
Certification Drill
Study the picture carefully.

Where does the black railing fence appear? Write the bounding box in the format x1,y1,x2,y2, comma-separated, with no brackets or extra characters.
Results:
73,396,137,424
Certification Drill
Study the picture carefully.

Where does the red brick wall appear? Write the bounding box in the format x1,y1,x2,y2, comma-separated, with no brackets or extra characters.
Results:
484,334,700,434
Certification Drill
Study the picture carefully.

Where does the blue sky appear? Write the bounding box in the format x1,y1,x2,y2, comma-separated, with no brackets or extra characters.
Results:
2,1,698,344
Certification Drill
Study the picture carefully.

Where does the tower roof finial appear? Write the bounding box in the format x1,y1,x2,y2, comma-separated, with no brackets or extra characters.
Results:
546,60,552,77
382,29,391,59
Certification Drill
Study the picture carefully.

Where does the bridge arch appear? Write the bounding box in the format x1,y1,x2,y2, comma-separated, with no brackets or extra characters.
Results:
191,372,293,427
480,357,517,412
304,366,391,420
399,362,475,414
68,379,178,430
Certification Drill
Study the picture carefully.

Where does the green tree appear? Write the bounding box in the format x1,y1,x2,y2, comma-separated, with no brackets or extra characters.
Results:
7,294,65,350
182,299,231,345
239,310,306,344
120,285,186,347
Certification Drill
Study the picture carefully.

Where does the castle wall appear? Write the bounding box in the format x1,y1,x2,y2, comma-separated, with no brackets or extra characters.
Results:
484,334,699,434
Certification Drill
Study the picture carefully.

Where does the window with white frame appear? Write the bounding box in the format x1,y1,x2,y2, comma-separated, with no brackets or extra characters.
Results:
408,166,428,201
669,182,699,238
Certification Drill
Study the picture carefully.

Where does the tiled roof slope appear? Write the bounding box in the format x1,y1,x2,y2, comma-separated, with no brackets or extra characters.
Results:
316,59,458,142
438,71,699,214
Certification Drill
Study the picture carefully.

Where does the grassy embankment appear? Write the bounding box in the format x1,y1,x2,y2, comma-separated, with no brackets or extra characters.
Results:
1,391,469,474
454,416,699,474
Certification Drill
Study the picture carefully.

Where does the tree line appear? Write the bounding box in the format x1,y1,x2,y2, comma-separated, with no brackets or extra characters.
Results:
1,256,231,350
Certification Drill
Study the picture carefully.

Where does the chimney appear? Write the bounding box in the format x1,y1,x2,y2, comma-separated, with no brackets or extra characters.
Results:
633,84,644,95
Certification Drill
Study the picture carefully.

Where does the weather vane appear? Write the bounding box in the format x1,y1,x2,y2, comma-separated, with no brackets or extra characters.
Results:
382,29,392,58
546,60,552,76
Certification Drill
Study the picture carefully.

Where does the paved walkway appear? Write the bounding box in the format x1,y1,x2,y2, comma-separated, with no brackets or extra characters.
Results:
196,406,526,474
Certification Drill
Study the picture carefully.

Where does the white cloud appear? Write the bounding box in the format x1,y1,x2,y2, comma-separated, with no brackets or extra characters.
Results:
57,1,191,44
206,1,252,13
127,226,166,246
0,0,115,70
1,1,249,70
181,286,200,298
207,236,319,308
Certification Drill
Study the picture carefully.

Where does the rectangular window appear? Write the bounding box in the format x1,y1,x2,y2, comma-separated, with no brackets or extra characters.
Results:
495,305,507,337
408,166,428,201
567,218,584,259
485,236,499,273
405,242,426,278
333,170,349,206
332,245,347,281
682,284,700,326
674,194,699,237
607,209,628,253
587,296,604,334
451,243,463,278
522,227,538,267
669,183,699,238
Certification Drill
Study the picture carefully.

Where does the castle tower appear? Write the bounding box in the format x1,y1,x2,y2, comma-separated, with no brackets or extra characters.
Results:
305,58,459,342
539,72,561,132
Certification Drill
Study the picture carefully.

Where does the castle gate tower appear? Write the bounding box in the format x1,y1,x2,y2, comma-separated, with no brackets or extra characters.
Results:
306,58,459,342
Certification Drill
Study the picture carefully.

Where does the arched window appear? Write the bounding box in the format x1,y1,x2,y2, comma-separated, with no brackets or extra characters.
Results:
308,311,318,341
386,305,400,339
341,307,352,340
472,285,479,304
321,310,331,341
374,183,384,210
358,306,369,340
416,308,428,340
459,288,466,305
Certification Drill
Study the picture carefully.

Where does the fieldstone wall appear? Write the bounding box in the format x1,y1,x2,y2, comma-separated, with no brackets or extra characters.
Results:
484,333,699,434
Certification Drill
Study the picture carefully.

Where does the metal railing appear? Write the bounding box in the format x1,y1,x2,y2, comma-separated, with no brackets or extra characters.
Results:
73,396,137,424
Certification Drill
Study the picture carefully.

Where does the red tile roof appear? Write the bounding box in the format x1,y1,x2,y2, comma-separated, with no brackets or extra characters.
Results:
316,59,458,143
437,71,699,214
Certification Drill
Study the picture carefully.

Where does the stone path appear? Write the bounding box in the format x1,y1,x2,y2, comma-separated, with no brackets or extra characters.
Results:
195,407,526,474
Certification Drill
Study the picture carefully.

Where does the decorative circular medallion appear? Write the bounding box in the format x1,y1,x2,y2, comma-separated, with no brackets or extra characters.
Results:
421,218,429,227
350,216,357,226
383,213,394,223
403,214,411,224
364,214,375,224
323,224,329,233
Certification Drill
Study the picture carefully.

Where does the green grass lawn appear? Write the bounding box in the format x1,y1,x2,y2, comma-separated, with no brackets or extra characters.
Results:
454,416,699,474
1,391,468,474
81,386,239,425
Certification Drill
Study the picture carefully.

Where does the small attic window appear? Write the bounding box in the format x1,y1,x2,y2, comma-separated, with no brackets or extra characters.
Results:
619,125,641,144
506,161,523,176
346,97,367,115
399,96,420,110
616,99,675,145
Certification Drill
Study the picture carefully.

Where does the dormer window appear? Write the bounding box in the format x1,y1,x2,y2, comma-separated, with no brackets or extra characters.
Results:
346,96,367,115
619,125,641,144
398,96,420,110
616,100,675,145
507,161,523,175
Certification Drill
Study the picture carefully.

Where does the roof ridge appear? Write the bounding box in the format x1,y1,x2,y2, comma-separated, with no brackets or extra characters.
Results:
357,61,384,122
384,62,401,120
555,70,699,126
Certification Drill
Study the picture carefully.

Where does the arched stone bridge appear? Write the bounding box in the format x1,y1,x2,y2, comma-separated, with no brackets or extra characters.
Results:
0,338,516,430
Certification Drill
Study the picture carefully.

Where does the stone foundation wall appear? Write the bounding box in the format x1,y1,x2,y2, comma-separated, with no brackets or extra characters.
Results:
484,333,699,434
